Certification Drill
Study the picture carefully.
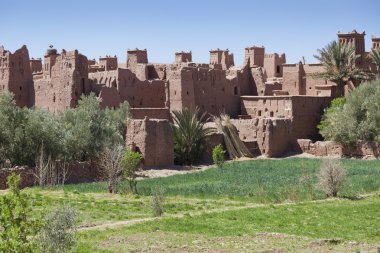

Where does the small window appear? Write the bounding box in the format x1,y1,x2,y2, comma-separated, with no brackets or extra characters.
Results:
234,86,238,95
258,110,262,117
19,86,22,91
276,65,280,74
270,111,274,117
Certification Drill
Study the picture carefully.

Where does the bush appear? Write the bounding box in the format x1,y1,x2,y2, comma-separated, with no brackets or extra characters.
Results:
62,93,129,161
318,79,380,146
0,92,129,167
151,186,165,217
0,173,42,252
172,107,213,165
212,144,225,168
40,205,78,253
317,159,346,197
121,150,143,194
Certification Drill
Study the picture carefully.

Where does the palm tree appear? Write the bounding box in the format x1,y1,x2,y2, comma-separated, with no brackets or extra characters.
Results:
370,48,380,69
314,41,372,93
172,107,213,165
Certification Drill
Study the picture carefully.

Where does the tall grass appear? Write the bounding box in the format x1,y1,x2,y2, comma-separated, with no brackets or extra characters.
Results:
58,158,380,202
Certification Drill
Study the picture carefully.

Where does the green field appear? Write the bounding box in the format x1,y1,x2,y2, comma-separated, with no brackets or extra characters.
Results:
18,158,380,252
59,158,380,201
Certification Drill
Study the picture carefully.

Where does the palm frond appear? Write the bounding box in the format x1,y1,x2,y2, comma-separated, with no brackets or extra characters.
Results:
313,41,370,88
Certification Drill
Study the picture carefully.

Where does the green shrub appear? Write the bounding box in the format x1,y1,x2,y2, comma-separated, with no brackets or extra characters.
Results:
151,186,165,217
172,107,213,165
212,144,225,168
0,173,42,252
0,92,129,167
40,205,78,253
318,97,346,134
62,93,129,161
121,150,143,194
318,79,380,146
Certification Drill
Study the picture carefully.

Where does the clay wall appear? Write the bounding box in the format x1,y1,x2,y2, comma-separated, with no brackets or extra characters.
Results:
372,37,380,50
227,65,253,96
263,53,286,78
209,49,234,70
291,96,332,139
29,58,42,73
89,68,166,109
303,64,335,95
241,95,332,139
34,49,89,112
175,52,192,63
244,46,265,67
338,30,366,67
241,95,293,118
166,64,196,112
99,56,118,71
126,118,174,167
0,45,33,107
296,139,380,158
148,64,166,80
98,86,121,109
250,67,267,95
130,108,171,120
127,49,148,72
167,64,240,116
263,82,282,96
315,85,341,97
282,64,305,95
231,118,292,157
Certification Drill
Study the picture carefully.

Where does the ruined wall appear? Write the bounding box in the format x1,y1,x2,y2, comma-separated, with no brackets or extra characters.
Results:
250,67,266,96
231,118,292,157
241,95,332,139
296,139,380,158
34,49,89,112
126,118,174,167
0,45,33,107
89,68,166,109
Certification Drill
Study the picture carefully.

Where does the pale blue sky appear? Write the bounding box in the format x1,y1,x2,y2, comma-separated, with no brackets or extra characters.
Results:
2,0,379,65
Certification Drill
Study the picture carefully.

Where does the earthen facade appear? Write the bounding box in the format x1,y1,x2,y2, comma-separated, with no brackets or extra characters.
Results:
1,30,379,167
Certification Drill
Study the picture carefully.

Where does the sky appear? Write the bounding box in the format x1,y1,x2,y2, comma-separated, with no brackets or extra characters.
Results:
2,0,380,65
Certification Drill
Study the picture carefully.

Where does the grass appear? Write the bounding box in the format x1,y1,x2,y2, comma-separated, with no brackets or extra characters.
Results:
75,195,380,252
25,189,246,226
16,158,380,252
58,158,380,202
